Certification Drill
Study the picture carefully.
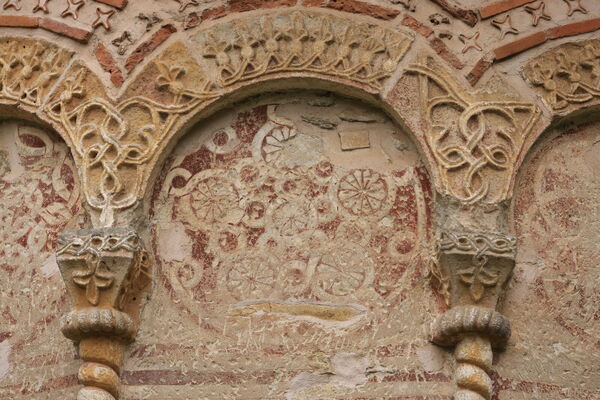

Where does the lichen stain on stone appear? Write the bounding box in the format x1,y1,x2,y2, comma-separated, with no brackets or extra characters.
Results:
228,300,366,326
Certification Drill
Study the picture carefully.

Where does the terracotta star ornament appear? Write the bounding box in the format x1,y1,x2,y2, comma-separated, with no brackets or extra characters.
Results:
61,0,84,20
459,32,483,53
525,1,551,26
92,7,116,31
3,0,21,11
491,14,519,40
33,0,51,13
563,0,587,16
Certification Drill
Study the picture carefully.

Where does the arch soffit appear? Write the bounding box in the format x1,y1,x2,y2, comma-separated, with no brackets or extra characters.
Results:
3,9,593,227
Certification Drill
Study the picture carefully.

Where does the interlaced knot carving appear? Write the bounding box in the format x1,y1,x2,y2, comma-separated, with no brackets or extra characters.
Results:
407,57,540,204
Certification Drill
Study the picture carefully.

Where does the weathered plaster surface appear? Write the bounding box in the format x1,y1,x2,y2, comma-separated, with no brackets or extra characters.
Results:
501,119,600,399
0,0,599,399
0,121,82,399
136,92,447,399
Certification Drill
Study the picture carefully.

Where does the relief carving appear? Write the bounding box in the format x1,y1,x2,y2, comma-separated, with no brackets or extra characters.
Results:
407,55,540,204
194,11,413,91
436,229,516,303
44,62,217,226
0,12,412,228
523,39,600,111
430,228,515,400
0,38,72,108
57,227,151,400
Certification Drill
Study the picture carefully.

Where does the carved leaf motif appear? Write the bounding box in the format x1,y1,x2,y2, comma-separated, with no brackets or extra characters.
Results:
72,260,114,305
524,39,600,111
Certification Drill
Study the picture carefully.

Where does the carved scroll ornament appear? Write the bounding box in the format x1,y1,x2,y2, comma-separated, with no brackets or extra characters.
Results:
407,56,541,205
524,39,600,112
57,227,151,400
193,10,413,91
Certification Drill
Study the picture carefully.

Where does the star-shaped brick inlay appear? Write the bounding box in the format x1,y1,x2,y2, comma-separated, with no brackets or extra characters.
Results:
33,0,51,13
92,7,116,31
3,0,21,10
563,0,587,16
525,1,551,26
175,0,198,12
491,14,519,40
60,0,84,20
459,32,482,54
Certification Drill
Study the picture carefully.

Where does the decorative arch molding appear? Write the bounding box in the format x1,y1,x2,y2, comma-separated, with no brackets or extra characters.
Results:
0,9,583,399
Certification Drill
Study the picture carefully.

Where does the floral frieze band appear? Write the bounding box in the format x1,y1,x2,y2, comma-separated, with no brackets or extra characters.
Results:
523,39,600,111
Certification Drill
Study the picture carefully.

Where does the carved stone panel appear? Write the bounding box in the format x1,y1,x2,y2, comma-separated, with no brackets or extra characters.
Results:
393,55,541,205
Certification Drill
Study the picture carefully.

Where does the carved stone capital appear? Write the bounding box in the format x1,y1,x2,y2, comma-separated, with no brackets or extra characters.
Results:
432,229,516,308
430,228,515,400
57,227,151,399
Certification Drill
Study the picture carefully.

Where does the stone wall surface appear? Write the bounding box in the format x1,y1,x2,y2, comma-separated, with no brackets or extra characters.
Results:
0,0,598,399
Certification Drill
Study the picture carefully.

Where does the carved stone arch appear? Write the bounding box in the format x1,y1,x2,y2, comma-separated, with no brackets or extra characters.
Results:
110,8,440,229
0,37,77,146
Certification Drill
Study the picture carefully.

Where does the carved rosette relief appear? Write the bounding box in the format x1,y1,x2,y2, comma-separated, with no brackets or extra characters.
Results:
523,39,600,112
57,227,151,400
406,55,541,205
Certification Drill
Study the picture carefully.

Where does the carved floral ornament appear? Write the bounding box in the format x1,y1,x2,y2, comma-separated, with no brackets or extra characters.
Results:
524,39,600,111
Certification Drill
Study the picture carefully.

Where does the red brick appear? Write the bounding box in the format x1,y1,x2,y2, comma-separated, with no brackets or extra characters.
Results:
479,0,535,19
303,0,325,5
401,15,433,38
466,56,495,86
202,6,227,21
125,24,177,73
326,0,400,20
229,0,296,13
547,18,600,40
0,15,38,28
493,31,547,60
39,18,92,43
93,0,128,9
430,0,478,27
429,37,464,70
95,42,124,88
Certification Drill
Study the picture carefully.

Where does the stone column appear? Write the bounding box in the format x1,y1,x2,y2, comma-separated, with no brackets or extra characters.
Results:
430,228,515,400
57,227,151,400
